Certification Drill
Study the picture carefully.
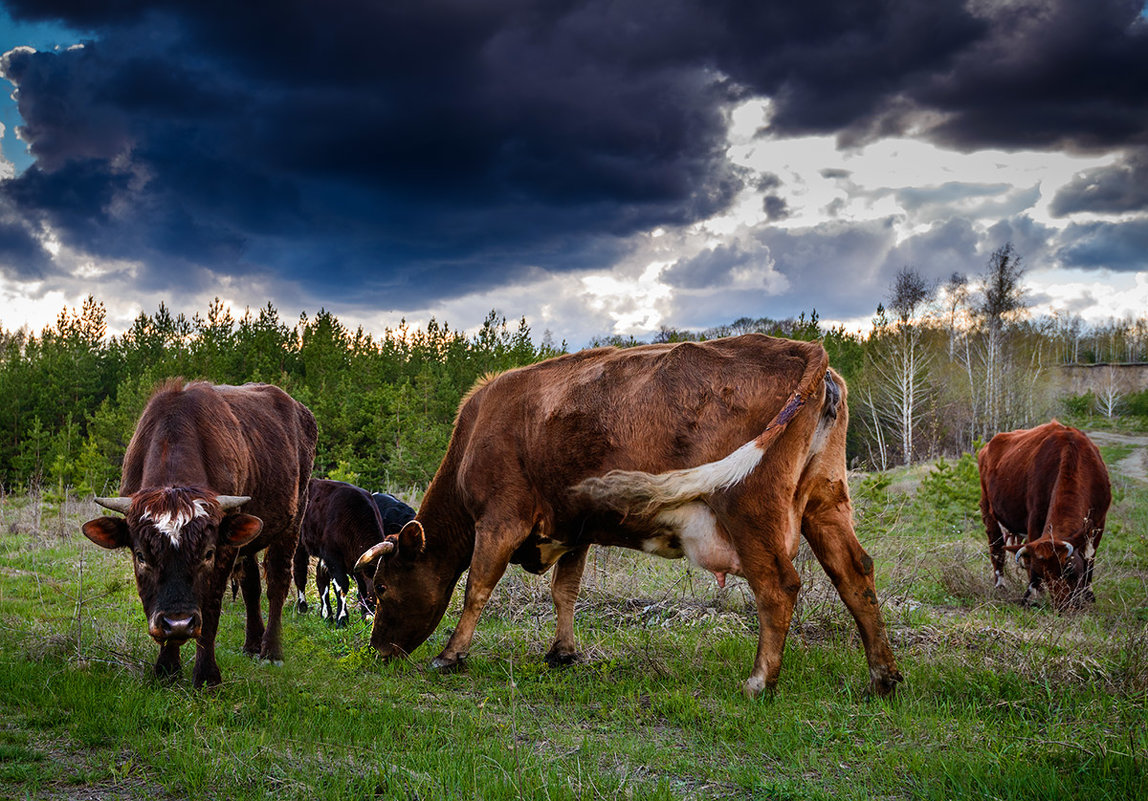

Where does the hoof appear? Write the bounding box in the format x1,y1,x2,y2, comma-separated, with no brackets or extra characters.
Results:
544,649,581,668
258,658,285,668
869,666,904,698
192,668,222,688
296,601,308,614
742,676,775,699
429,655,464,673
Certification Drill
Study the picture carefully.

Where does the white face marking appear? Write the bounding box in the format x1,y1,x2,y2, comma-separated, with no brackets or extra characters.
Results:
142,498,211,547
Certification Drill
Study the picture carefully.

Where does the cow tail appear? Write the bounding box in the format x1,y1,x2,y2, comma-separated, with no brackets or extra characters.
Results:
574,344,831,517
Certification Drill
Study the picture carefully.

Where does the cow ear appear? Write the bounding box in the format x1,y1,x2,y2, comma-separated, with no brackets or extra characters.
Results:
222,514,263,548
397,520,425,558
82,517,131,549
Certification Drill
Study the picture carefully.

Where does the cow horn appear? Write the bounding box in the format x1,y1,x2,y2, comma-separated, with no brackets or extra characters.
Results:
355,540,395,571
216,495,251,511
94,497,132,514
1015,546,1028,565
1061,542,1074,558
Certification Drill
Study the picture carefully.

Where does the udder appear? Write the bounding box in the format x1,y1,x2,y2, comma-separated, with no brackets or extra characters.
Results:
648,503,742,586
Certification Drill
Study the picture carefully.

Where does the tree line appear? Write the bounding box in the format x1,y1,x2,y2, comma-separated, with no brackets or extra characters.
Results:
2,243,1146,494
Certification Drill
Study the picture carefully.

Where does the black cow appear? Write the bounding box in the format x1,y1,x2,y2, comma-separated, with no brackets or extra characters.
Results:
293,480,414,626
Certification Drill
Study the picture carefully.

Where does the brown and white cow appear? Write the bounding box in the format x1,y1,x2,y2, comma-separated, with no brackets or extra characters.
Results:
81,381,317,687
356,335,902,697
978,420,1111,610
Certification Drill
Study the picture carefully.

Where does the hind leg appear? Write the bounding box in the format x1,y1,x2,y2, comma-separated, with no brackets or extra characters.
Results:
238,554,265,656
719,502,803,697
260,538,292,663
802,478,902,697
292,541,310,613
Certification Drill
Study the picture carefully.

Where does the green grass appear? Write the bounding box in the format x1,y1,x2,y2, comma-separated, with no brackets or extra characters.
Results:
1,447,1147,800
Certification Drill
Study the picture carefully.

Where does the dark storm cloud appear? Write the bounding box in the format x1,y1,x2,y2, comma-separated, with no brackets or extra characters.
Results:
662,240,770,290
0,202,50,279
1056,218,1148,271
0,0,1145,308
1050,148,1148,215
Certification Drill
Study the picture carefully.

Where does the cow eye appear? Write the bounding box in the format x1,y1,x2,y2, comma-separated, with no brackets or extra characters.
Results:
133,551,148,567
203,549,216,563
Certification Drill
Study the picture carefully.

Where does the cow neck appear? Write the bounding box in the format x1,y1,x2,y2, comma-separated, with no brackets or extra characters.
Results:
416,477,475,583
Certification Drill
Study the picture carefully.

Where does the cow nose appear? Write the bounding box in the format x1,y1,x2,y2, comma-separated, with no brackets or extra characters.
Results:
158,612,201,641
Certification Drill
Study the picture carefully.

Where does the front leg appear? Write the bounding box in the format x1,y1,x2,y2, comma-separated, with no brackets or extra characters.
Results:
192,595,224,688
154,641,182,679
431,516,522,670
545,546,589,667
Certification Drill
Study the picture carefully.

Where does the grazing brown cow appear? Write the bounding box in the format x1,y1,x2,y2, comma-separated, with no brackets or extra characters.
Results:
356,335,902,697
292,479,415,626
81,381,317,687
978,420,1111,609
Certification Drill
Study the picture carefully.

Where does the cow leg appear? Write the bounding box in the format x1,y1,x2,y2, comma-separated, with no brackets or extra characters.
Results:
292,541,309,614
191,590,224,688
354,573,375,620
154,642,182,679
1020,571,1043,607
259,540,292,663
238,554,265,656
328,563,351,629
801,483,902,697
741,548,801,698
545,545,589,667
431,519,520,670
982,508,1008,589
316,560,333,621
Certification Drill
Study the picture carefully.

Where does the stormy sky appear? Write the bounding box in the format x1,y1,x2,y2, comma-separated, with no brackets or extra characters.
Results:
0,0,1146,346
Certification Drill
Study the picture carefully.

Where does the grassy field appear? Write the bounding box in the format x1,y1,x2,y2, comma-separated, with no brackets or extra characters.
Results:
1,439,1146,800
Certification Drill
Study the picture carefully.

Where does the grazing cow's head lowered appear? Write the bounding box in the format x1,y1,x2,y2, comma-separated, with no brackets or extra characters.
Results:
1008,536,1087,609
355,520,446,658
82,488,263,645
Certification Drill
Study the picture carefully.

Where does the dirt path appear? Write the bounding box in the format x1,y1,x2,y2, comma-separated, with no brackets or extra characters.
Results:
1085,430,1148,482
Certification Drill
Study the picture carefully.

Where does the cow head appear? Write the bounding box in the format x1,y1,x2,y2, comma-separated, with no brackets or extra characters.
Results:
82,488,263,645
355,520,449,658
1009,537,1085,609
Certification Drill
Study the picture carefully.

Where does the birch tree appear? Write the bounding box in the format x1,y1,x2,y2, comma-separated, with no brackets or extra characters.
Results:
866,268,935,465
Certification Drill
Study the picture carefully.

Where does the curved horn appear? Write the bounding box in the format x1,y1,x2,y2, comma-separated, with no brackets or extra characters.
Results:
355,540,395,571
94,497,132,515
216,495,251,511
1015,546,1028,565
1061,541,1074,558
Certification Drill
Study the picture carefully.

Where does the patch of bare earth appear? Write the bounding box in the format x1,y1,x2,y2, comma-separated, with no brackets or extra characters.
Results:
1085,430,1148,482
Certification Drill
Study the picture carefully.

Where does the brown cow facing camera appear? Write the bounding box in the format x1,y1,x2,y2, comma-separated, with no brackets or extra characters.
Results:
82,381,317,687
978,420,1111,610
356,334,902,698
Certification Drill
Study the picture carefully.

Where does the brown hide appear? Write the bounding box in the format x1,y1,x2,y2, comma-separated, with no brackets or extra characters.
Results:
293,479,392,626
82,381,317,686
978,420,1111,609
360,334,901,697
